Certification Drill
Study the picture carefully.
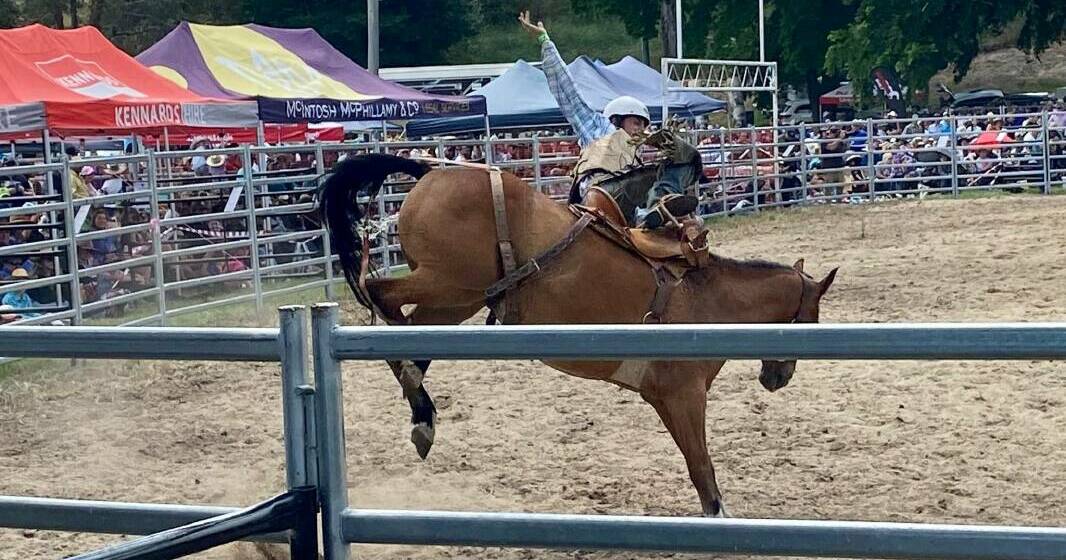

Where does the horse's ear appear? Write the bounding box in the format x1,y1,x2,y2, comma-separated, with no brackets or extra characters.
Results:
820,267,839,295
792,258,805,272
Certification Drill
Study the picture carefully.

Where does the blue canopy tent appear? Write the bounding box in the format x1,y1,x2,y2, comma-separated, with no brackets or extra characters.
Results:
575,56,722,119
406,57,723,138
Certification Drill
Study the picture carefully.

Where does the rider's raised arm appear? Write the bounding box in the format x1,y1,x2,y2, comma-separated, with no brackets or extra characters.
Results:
519,12,613,147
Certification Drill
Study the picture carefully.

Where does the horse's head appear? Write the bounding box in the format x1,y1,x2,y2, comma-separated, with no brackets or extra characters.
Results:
759,259,838,392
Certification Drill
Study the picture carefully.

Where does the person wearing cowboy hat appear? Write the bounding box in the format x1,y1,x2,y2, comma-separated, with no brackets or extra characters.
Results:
2,267,40,319
103,163,128,176
10,202,40,226
206,154,227,177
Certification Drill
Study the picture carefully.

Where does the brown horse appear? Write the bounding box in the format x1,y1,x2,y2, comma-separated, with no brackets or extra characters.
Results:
318,154,837,516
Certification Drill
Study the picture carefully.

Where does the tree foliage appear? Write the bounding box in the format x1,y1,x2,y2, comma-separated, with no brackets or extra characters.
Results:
6,0,1065,105
242,0,479,67
570,0,657,40
825,0,1066,102
10,0,479,66
0,0,20,28
683,0,1065,104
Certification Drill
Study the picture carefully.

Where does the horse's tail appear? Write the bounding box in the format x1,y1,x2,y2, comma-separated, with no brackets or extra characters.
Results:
317,153,430,309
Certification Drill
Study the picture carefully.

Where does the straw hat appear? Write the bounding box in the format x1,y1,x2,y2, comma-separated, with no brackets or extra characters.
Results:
10,267,29,279
103,163,128,175
10,202,39,224
206,154,226,168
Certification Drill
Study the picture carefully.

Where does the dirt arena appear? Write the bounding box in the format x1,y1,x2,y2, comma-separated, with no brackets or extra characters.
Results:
2,195,1065,559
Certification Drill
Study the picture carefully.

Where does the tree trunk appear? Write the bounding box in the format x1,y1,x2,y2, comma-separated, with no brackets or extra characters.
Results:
69,0,79,27
660,0,677,59
806,72,822,122
52,0,66,28
88,0,104,27
641,37,650,65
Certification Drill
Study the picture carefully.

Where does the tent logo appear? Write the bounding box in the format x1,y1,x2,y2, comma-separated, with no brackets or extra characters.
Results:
35,55,147,99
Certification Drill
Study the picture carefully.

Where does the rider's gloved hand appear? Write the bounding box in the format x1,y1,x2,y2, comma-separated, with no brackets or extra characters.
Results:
518,10,550,44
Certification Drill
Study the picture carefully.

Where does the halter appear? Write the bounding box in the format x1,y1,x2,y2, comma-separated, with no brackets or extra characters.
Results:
789,270,810,324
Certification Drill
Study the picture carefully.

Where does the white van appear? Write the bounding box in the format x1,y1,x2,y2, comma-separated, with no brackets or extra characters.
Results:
781,99,814,124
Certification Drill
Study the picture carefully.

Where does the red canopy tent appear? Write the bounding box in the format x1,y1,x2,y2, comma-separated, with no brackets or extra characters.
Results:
142,123,345,148
819,83,855,107
0,24,259,138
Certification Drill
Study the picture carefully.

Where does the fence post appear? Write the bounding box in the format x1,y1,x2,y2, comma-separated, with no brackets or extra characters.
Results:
771,126,782,205
315,144,335,300
242,146,264,317
718,129,727,213
798,123,808,202
278,305,318,559
949,116,960,198
532,135,542,194
146,152,167,326
58,156,82,327
750,130,759,212
866,119,876,200
1042,111,1052,195
372,140,392,278
312,303,349,560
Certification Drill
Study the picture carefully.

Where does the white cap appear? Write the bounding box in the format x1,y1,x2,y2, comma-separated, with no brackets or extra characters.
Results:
603,96,650,123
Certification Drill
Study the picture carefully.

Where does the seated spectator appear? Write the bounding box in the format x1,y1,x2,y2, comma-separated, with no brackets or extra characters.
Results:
87,211,123,267
2,267,40,319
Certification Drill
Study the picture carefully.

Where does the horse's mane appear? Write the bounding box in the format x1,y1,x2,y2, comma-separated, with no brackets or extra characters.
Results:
708,253,793,273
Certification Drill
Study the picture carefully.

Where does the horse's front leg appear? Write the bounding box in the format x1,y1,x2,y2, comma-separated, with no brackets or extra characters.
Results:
642,362,727,517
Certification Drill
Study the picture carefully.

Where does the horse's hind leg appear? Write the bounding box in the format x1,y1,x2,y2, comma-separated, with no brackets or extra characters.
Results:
385,301,484,459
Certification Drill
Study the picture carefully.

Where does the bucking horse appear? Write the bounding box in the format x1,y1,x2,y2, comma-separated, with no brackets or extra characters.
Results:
318,142,837,517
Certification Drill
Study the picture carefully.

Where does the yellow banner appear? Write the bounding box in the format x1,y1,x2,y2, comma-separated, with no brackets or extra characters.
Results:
189,23,373,100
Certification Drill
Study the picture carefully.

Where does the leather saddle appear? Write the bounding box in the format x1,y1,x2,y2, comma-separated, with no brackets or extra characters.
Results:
576,186,711,271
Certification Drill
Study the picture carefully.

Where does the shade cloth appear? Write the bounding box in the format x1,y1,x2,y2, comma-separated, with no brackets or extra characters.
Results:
137,22,486,123
406,56,723,137
0,24,258,135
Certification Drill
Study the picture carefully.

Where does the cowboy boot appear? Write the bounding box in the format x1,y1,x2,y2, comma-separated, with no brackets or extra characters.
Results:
640,193,699,230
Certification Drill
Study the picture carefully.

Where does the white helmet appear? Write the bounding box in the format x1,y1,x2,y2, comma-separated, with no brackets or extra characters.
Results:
603,96,650,123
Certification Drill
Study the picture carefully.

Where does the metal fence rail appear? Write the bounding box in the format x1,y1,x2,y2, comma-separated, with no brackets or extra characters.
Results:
0,496,285,544
3,307,1066,559
0,306,316,558
0,325,279,361
341,509,1066,560
310,304,1066,560
5,110,1063,329
330,322,1066,360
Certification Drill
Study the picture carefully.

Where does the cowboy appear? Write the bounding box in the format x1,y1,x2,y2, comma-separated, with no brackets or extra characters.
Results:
518,11,699,229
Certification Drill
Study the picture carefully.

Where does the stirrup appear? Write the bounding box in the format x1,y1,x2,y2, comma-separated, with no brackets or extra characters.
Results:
641,194,698,229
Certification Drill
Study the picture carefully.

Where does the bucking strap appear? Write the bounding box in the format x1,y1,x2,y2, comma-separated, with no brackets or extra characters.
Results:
486,213,595,304
489,168,517,276
644,266,682,324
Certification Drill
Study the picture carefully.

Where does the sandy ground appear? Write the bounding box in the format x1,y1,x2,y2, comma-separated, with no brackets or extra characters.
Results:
2,195,1066,559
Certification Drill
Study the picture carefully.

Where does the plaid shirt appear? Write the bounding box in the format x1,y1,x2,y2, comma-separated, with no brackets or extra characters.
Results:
541,39,615,147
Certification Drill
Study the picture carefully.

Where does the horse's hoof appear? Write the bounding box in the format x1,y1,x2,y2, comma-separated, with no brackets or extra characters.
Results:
704,500,729,518
398,362,424,391
411,423,435,459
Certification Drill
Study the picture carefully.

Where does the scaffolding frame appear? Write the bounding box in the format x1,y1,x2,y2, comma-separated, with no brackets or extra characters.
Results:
660,58,780,127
